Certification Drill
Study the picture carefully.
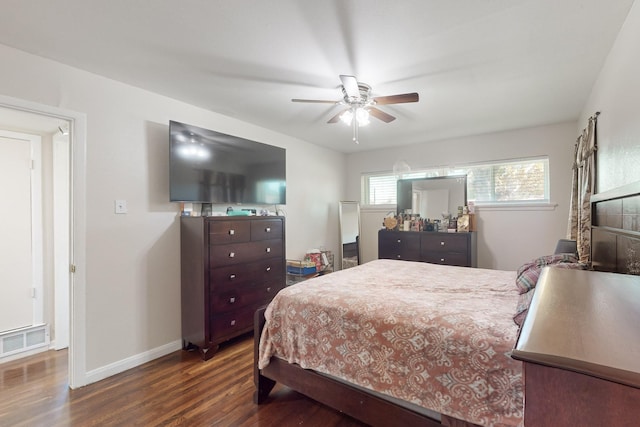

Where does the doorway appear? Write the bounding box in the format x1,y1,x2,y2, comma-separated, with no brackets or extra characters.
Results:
0,96,87,389
0,131,42,331
0,116,66,358
0,130,46,357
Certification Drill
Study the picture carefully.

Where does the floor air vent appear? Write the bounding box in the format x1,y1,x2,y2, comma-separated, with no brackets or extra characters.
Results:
0,324,49,360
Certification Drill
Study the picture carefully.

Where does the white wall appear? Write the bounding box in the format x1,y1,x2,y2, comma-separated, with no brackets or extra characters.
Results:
348,121,577,270
0,43,344,375
579,0,640,192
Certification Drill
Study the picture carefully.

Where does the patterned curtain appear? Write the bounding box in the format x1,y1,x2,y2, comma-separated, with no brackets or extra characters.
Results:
567,112,599,264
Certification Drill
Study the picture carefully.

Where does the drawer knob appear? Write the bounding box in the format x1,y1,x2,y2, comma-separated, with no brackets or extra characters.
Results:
229,297,236,303
396,255,401,259
266,266,271,272
265,227,271,232
397,239,401,243
266,247,271,253
267,287,272,293
229,229,235,235
229,252,235,258
440,241,445,246
229,274,236,279
440,258,445,262
230,320,236,326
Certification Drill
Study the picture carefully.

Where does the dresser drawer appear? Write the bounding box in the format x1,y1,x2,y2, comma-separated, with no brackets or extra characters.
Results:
378,231,421,261
211,282,283,313
251,219,283,241
210,304,262,341
210,258,284,291
422,251,469,267
421,234,468,252
208,220,251,244
210,239,284,266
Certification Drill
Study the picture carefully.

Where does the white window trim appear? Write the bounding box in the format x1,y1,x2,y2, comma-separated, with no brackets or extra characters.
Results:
360,204,397,212
473,202,558,211
362,202,558,212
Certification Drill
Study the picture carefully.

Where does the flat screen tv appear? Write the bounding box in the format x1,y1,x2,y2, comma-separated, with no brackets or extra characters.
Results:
169,120,286,204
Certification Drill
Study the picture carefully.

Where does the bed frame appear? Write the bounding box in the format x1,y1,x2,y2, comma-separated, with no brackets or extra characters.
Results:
253,308,454,426
253,182,640,427
590,181,640,273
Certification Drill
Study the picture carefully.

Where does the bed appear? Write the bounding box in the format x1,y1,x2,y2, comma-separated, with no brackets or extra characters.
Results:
257,260,521,426
254,182,640,427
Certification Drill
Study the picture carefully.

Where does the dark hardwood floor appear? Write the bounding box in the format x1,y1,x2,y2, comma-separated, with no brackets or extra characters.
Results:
0,333,367,426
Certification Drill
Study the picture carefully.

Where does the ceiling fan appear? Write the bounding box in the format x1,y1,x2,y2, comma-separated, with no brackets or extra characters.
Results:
292,75,419,144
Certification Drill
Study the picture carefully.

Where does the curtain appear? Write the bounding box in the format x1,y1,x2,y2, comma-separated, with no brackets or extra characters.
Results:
567,112,598,264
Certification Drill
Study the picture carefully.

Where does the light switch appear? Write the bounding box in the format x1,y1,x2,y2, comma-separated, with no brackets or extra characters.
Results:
115,199,128,214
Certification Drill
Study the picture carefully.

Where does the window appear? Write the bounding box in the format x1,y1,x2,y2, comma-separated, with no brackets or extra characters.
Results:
362,157,549,206
466,158,549,203
365,174,397,205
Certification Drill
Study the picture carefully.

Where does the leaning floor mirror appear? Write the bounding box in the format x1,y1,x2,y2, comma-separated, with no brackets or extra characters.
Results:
339,201,361,270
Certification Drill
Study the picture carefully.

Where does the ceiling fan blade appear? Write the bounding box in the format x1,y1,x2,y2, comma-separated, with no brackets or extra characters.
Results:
340,75,360,100
327,108,350,124
291,98,339,104
373,92,419,105
368,107,396,123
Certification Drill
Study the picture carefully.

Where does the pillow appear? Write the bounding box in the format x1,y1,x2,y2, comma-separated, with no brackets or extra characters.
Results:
513,255,588,327
515,254,585,294
513,289,535,327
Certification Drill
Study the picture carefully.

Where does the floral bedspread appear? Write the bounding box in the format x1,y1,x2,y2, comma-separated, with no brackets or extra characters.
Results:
259,259,523,427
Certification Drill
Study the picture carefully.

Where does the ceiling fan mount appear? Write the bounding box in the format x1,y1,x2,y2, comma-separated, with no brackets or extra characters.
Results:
292,75,419,144
341,82,372,106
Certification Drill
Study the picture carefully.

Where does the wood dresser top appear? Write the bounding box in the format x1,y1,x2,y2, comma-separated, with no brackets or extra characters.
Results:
512,267,640,388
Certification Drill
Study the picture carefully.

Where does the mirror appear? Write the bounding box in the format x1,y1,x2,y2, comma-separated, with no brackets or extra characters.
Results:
397,175,467,220
339,201,360,270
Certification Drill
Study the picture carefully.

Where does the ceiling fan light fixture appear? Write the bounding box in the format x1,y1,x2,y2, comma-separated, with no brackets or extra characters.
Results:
340,109,353,125
340,107,370,126
356,107,370,126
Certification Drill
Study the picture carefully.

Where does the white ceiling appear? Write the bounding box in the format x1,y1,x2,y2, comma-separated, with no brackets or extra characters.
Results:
0,0,634,153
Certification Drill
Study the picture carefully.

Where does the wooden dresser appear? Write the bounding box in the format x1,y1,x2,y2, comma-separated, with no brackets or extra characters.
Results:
378,230,477,267
181,216,285,360
512,267,640,426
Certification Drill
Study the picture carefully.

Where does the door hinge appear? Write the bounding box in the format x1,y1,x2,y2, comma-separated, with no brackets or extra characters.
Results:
31,287,36,298
70,264,76,273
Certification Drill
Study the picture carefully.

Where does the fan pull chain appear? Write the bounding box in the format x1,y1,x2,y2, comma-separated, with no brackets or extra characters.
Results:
353,112,359,144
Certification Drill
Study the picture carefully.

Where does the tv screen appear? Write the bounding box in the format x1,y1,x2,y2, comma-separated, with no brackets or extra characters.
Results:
169,121,286,204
